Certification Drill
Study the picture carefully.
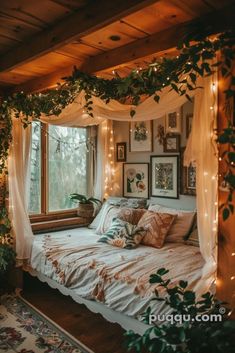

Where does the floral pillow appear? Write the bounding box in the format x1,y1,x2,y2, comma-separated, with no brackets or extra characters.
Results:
98,218,145,249
138,211,176,248
117,207,146,225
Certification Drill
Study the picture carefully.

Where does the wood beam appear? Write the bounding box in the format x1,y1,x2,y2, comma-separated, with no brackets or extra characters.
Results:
14,4,235,93
0,0,158,72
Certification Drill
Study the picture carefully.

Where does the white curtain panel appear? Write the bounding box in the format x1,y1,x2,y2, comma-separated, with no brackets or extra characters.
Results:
184,73,218,295
8,116,34,261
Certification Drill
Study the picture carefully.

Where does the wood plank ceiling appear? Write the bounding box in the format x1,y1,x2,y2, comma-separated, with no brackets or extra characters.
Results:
0,0,234,92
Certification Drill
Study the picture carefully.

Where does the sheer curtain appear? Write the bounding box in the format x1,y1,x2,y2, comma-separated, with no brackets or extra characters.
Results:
8,116,34,261
184,72,218,294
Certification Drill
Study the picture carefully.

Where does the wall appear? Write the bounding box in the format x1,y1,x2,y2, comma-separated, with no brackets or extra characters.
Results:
113,101,196,210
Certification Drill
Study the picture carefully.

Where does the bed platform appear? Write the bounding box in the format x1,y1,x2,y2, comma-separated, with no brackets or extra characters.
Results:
26,228,204,334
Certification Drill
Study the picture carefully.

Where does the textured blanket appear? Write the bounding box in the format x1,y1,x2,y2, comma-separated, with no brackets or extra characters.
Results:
30,228,204,320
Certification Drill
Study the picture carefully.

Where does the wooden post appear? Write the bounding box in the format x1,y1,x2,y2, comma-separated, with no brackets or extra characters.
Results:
217,62,235,317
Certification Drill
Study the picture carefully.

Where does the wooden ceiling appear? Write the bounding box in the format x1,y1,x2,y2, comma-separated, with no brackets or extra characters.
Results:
0,0,234,93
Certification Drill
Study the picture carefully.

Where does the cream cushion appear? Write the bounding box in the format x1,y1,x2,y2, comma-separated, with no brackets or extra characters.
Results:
148,204,196,243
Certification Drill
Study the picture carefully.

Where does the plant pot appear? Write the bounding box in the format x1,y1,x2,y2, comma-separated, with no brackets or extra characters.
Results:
77,203,94,218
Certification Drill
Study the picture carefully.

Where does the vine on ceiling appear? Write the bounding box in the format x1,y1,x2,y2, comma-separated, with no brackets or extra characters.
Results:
0,29,235,262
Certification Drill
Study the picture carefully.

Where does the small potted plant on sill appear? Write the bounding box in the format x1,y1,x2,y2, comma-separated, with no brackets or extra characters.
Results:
69,194,102,218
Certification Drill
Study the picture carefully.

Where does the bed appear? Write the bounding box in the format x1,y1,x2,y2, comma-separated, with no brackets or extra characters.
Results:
27,227,204,335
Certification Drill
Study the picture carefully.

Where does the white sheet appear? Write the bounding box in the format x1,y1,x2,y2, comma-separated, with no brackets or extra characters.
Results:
30,228,204,321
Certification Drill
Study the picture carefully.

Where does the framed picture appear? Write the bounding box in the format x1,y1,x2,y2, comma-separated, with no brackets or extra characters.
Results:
186,113,193,138
180,147,196,196
165,108,181,134
129,120,153,152
163,134,180,153
116,142,126,162
123,163,149,199
150,155,179,199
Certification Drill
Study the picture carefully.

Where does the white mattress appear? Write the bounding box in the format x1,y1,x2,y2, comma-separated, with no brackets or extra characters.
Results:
30,228,204,321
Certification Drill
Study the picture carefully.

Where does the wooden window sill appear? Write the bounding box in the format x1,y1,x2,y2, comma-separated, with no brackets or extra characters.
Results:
32,216,93,234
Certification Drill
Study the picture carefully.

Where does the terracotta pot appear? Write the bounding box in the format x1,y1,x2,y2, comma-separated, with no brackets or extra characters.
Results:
77,203,94,218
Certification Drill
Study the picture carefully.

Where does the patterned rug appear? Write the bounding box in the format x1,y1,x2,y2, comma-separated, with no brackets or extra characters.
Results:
0,294,94,353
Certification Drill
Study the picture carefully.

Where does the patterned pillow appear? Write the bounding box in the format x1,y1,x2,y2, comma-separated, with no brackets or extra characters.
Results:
119,198,147,209
98,218,145,249
138,211,176,248
95,204,120,235
148,204,196,243
117,207,146,225
184,228,199,247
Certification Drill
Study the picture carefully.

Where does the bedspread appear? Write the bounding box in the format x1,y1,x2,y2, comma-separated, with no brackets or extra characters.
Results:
30,228,204,320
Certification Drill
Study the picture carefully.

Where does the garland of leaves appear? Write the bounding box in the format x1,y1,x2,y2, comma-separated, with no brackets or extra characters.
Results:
0,30,234,270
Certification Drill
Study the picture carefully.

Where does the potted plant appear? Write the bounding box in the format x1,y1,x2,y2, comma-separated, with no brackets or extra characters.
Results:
69,193,101,218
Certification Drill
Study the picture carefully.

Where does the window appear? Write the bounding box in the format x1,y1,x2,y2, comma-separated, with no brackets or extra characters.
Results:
29,122,89,216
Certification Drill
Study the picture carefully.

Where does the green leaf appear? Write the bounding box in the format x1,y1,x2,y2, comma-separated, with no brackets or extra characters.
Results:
157,268,169,276
179,280,188,289
184,291,196,302
222,207,230,221
130,109,136,117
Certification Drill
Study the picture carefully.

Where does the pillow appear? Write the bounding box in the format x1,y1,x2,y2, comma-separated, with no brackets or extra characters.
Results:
119,198,147,209
88,202,105,229
117,207,146,225
95,203,120,235
98,218,145,249
148,204,196,243
137,211,176,248
184,226,199,247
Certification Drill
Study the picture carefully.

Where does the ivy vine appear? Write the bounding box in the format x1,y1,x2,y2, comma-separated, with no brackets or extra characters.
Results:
0,30,234,265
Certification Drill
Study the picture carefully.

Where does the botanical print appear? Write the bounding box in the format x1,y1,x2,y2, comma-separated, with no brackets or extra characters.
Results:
129,121,152,152
126,168,146,194
155,163,173,191
134,122,148,141
187,164,196,189
168,112,177,129
123,163,149,198
165,109,181,134
151,156,178,199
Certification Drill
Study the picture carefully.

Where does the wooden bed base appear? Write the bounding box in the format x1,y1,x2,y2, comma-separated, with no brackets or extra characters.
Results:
26,268,150,335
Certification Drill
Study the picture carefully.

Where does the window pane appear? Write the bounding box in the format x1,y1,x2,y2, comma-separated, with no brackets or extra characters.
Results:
48,126,87,211
29,122,41,214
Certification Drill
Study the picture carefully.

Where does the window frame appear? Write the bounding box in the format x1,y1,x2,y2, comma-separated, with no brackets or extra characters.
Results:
29,122,89,221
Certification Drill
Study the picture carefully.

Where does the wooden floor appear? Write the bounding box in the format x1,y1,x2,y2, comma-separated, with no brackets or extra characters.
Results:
22,273,131,353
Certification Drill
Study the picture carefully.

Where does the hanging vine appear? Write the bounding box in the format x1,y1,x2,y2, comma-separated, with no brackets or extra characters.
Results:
0,29,234,265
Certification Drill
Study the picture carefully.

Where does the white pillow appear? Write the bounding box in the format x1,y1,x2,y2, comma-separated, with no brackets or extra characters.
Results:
95,203,120,235
148,204,196,243
88,202,107,229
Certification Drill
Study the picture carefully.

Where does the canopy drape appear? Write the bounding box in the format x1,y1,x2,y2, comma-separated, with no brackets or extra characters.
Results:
8,75,218,295
184,72,218,295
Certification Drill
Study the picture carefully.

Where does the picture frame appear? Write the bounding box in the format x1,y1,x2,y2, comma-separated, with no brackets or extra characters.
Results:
163,134,180,153
129,120,153,152
150,155,179,199
186,113,193,138
116,142,126,162
123,163,149,199
180,148,196,196
165,108,181,134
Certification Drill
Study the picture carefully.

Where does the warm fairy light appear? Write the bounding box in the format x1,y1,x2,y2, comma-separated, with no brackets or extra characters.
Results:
112,70,115,75
231,276,235,281
204,171,208,176
212,176,216,180
214,201,218,206
154,67,157,72
219,157,222,161
210,106,214,110
232,253,235,256
205,213,208,217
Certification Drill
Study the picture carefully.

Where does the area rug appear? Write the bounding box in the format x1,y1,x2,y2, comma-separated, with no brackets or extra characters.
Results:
0,294,94,353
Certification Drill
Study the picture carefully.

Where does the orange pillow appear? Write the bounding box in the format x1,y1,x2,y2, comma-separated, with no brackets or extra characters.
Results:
117,207,146,225
138,211,176,248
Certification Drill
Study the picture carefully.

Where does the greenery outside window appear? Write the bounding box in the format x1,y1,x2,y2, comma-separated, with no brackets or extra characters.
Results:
29,122,89,221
